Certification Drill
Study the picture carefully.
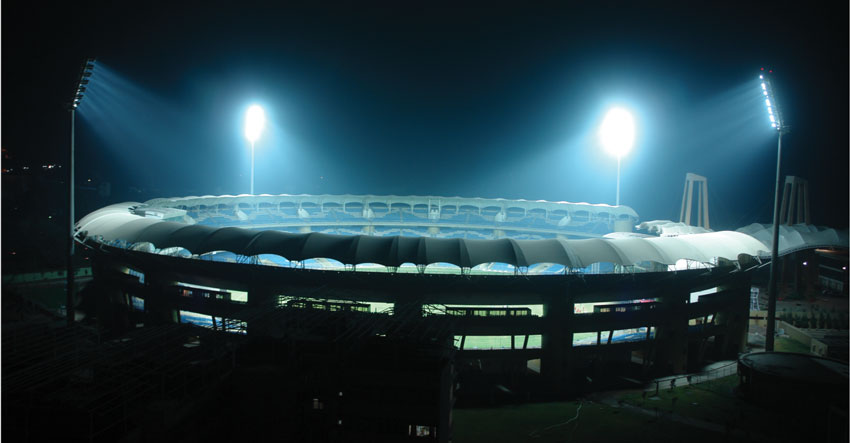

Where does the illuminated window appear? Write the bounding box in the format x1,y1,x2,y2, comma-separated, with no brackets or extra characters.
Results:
124,268,145,283
230,290,248,303
409,425,433,437
130,296,144,311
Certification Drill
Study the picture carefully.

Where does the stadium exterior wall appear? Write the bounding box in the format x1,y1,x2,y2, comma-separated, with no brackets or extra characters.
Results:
84,240,752,391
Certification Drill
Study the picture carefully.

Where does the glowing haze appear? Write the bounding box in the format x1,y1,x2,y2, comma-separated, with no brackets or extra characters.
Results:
4,3,847,229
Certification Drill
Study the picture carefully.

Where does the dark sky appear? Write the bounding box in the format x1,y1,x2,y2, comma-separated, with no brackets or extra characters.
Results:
3,1,848,229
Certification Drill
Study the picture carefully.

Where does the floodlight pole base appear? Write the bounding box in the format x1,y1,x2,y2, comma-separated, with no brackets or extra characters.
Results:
615,156,621,206
67,108,76,326
765,131,784,351
250,141,255,195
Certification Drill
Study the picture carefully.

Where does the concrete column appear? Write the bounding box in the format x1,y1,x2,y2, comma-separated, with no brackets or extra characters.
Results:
541,293,573,395
714,283,750,358
95,277,131,334
144,272,179,325
248,285,275,308
437,359,454,443
654,289,689,375
393,298,423,318
246,286,274,336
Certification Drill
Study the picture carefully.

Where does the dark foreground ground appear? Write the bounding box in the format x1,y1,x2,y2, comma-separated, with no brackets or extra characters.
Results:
4,274,848,443
452,371,815,443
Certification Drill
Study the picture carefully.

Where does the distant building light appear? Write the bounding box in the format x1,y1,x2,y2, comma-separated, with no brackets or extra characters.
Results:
802,261,808,266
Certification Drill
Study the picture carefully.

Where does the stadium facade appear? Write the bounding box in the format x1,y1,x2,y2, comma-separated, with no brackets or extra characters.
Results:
75,194,845,394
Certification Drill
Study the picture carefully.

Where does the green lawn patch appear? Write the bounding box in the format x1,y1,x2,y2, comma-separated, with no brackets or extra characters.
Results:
774,336,811,354
453,399,724,443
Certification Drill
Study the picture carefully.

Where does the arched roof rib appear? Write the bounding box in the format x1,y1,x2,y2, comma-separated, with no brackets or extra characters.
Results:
77,203,777,269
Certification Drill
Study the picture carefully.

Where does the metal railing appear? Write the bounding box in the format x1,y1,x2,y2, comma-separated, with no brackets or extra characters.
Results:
646,360,738,394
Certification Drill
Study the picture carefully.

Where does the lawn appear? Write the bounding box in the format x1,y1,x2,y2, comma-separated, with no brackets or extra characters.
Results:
774,336,811,354
453,399,726,443
453,374,817,443
618,375,752,426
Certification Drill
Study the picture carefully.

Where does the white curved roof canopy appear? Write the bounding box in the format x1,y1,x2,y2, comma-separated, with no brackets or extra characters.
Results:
77,203,776,269
736,223,848,256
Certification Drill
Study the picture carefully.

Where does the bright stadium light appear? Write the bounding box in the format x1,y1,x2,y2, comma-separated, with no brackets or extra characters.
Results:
244,105,266,194
759,68,790,352
599,107,635,206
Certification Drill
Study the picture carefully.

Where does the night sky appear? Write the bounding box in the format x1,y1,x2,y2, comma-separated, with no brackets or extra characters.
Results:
3,1,848,230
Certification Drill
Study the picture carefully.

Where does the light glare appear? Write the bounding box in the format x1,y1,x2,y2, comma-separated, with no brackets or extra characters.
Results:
245,105,266,142
598,107,635,158
761,83,766,90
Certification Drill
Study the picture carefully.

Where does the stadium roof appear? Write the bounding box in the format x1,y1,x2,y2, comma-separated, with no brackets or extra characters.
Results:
78,202,775,268
144,194,640,219
736,223,849,256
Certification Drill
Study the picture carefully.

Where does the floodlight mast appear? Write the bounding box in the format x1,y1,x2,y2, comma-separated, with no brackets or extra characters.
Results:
244,105,265,195
761,70,789,352
67,57,95,326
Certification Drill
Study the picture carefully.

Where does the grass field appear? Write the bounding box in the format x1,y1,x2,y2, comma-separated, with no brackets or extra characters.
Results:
453,399,727,443
618,375,750,426
453,374,813,443
774,336,811,354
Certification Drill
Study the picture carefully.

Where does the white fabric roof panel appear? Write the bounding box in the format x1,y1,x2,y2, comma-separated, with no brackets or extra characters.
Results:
566,239,626,268
606,237,671,266
514,238,579,268
76,203,846,269
736,223,848,256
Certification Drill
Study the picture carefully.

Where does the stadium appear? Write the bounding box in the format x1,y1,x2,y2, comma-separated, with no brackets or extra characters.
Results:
75,193,828,385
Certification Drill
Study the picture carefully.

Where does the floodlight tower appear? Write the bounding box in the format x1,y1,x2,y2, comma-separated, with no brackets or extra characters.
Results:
67,57,95,326
761,68,789,352
244,105,266,195
599,107,635,206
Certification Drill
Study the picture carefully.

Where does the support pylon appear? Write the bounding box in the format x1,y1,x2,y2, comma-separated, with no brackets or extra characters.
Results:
778,176,810,225
679,173,710,229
